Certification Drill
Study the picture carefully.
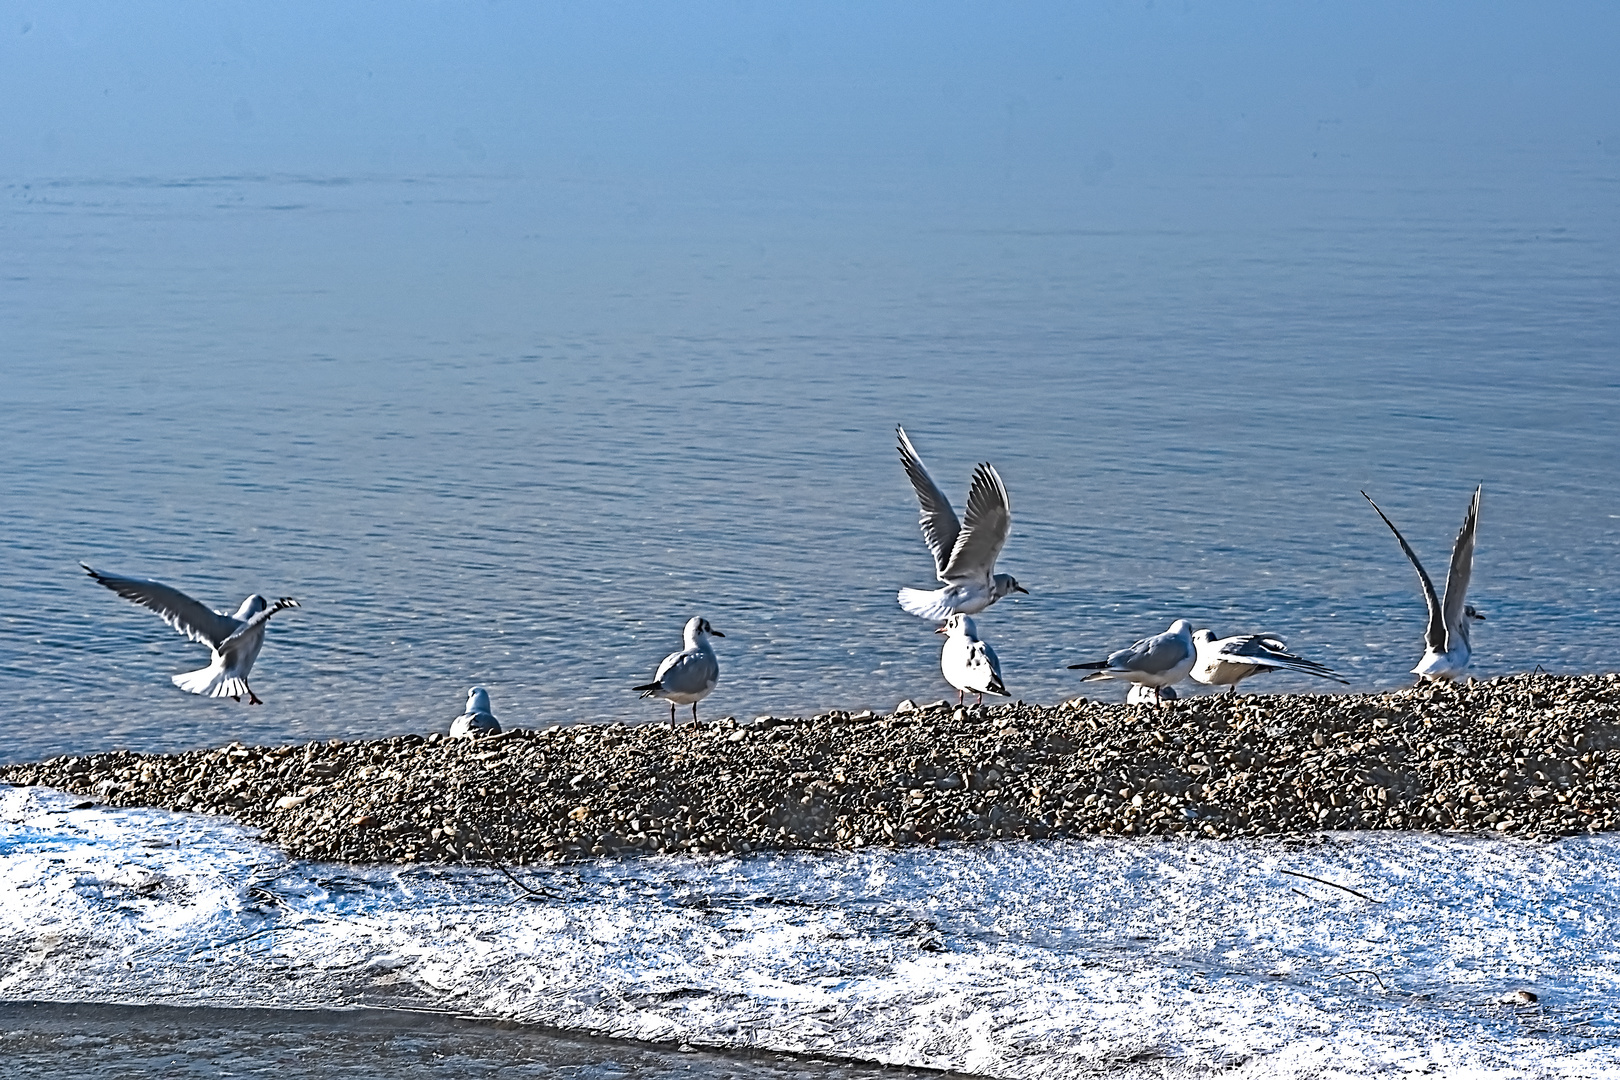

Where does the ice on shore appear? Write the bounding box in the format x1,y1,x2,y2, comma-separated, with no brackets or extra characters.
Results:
2,785,1617,1076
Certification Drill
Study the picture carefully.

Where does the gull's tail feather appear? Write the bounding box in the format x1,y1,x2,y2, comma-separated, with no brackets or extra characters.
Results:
1077,670,1113,683
987,673,1010,696
1066,661,1107,671
897,587,953,622
172,663,245,699
632,682,662,697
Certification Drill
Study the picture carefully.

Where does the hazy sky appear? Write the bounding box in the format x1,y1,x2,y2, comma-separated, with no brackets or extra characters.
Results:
4,2,1616,183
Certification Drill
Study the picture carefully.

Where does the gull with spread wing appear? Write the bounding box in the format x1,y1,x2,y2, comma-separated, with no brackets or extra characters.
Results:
1190,630,1349,694
895,425,1026,622
633,617,724,723
81,563,300,704
937,613,1009,706
1068,619,1196,704
1362,486,1485,683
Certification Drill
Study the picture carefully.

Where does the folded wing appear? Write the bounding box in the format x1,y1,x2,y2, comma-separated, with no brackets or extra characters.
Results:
1216,635,1348,683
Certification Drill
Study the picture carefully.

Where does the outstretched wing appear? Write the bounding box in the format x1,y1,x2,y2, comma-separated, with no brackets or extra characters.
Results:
81,563,237,649
941,463,1010,583
1361,492,1445,653
215,597,301,652
897,426,961,578
1440,486,1481,652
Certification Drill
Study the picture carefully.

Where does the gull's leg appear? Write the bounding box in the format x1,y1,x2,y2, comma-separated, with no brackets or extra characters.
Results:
247,683,263,706
691,702,699,724
1229,684,1238,696
975,693,984,706
669,702,676,724
957,689,964,706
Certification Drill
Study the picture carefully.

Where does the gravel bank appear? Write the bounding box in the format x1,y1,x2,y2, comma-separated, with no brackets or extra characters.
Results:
7,673,1619,865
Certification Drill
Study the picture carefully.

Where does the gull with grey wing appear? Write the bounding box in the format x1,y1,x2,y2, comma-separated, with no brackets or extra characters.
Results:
81,563,300,704
937,613,1009,706
1190,630,1349,694
633,617,724,723
1362,486,1486,683
895,426,1026,622
1068,619,1196,704
450,686,501,739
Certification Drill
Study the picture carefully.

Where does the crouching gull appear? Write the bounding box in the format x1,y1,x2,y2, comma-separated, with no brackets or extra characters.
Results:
450,686,502,738
81,562,300,704
1190,630,1349,694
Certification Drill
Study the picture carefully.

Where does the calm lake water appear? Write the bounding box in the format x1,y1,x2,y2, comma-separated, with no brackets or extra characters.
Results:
3,159,1618,763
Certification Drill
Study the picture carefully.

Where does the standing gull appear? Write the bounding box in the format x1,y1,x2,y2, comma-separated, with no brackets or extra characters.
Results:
1362,486,1485,683
633,617,723,723
937,613,1009,706
450,686,502,738
895,425,1027,622
81,563,300,704
1068,619,1196,704
1190,630,1349,694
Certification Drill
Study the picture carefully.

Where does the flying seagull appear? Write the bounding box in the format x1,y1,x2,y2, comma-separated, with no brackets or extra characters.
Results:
1189,630,1349,694
1362,486,1485,683
1068,619,1196,704
450,686,502,739
633,617,723,723
81,563,300,704
937,613,1009,706
895,425,1026,622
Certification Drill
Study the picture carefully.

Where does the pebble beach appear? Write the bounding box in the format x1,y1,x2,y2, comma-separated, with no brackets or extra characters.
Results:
8,672,1618,866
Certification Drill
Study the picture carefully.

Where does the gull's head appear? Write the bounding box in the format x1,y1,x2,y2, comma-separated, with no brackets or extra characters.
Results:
993,574,1029,598
1168,619,1195,638
1191,628,1217,647
235,594,269,619
466,686,491,713
685,616,724,642
936,613,976,638
1465,605,1486,622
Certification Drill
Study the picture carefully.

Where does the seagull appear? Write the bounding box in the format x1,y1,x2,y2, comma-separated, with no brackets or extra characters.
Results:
937,613,1009,706
81,563,300,704
895,426,1026,622
450,686,502,738
1068,619,1196,704
1190,630,1349,694
633,617,723,723
1362,486,1485,683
